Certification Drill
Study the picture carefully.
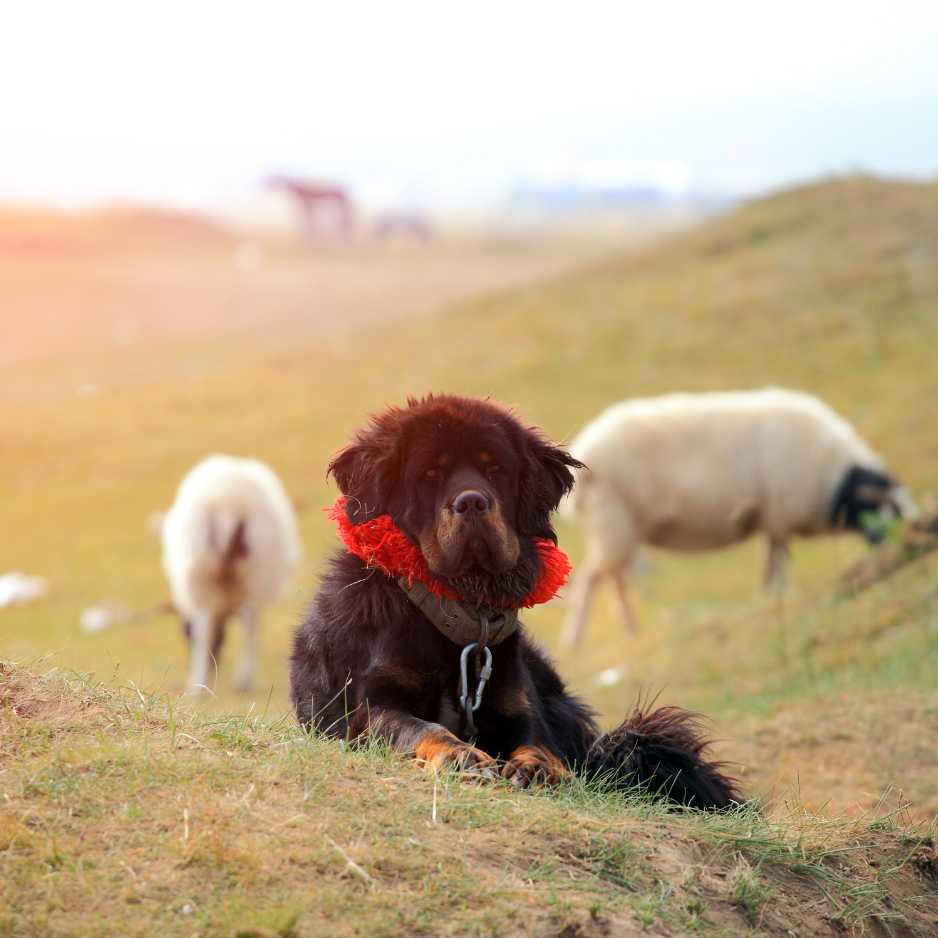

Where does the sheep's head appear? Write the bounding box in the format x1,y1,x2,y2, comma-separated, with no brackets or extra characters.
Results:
831,466,916,543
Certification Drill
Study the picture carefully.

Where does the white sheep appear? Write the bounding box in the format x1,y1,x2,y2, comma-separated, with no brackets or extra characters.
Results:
161,455,302,693
560,388,912,646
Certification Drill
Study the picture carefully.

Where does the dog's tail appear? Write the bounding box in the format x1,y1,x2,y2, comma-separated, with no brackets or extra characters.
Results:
582,704,740,810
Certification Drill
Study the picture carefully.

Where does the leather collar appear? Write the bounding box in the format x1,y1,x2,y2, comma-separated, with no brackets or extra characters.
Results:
397,577,519,647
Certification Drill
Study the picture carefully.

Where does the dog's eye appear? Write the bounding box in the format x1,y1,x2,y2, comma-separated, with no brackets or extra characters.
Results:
485,463,501,477
422,468,440,482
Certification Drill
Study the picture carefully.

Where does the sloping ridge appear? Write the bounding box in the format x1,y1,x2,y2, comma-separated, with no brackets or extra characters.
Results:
2,661,937,937
685,174,938,255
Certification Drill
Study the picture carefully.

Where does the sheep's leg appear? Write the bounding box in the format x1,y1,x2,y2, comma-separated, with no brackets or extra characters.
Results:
764,538,789,592
186,613,213,695
561,563,606,648
234,606,259,692
562,487,638,647
611,567,638,635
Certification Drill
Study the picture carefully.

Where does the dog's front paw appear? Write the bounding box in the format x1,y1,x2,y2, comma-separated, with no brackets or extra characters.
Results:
502,745,569,788
415,730,498,781
450,744,500,781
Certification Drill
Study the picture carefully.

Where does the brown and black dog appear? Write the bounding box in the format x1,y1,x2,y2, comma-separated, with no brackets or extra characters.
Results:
290,394,738,807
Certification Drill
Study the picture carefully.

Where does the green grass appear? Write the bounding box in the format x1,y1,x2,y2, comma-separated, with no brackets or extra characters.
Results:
2,662,936,937
730,860,773,926
3,174,938,933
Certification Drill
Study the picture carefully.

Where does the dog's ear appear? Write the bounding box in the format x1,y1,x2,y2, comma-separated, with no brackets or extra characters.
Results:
328,424,401,523
518,432,583,542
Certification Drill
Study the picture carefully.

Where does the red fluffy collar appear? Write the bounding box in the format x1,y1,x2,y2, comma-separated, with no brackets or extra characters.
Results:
327,496,570,609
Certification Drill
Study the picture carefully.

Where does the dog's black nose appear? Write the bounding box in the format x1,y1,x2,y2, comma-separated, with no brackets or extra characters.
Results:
452,490,490,515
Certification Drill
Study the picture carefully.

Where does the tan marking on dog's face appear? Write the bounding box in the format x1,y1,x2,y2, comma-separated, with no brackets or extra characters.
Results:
419,455,450,483
417,523,448,574
420,499,520,577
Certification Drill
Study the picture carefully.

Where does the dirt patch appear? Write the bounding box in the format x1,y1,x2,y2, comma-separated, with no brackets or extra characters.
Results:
0,661,98,725
721,689,938,821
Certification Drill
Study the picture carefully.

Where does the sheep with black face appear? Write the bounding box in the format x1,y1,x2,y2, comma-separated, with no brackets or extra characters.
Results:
560,388,915,645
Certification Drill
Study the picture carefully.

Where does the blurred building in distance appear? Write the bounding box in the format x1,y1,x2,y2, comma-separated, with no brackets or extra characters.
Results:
506,159,733,222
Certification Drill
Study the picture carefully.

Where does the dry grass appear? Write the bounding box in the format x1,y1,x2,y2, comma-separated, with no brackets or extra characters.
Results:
2,661,937,937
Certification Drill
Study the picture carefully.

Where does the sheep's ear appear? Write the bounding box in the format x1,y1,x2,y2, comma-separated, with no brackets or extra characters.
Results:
518,433,584,542
327,436,398,523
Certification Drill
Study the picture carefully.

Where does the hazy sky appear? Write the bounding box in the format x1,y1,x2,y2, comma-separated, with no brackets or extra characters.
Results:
4,1,938,210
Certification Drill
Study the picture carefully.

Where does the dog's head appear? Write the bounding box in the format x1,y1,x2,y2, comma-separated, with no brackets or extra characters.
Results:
831,465,916,543
329,394,583,605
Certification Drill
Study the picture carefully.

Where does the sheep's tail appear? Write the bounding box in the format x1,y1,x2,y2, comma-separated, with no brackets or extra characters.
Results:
220,518,249,572
582,705,740,810
206,513,249,583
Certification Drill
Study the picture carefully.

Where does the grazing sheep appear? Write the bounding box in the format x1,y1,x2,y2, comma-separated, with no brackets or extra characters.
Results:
560,388,913,646
161,455,302,693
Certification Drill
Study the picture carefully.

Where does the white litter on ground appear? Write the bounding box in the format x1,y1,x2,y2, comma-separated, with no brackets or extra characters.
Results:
594,666,628,687
0,573,48,608
80,602,133,634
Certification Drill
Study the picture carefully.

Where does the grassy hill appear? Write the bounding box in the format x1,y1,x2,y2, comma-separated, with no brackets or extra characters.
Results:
3,175,938,934
3,661,937,937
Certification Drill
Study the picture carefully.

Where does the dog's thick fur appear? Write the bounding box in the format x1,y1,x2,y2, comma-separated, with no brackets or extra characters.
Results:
291,395,738,808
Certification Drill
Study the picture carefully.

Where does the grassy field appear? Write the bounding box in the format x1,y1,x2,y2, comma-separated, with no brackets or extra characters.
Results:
3,661,937,937
3,176,938,934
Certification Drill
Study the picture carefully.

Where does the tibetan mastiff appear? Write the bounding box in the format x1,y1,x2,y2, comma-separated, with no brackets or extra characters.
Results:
290,394,738,808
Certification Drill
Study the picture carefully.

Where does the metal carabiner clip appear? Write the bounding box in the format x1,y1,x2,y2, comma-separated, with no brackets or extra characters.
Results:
458,641,493,737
